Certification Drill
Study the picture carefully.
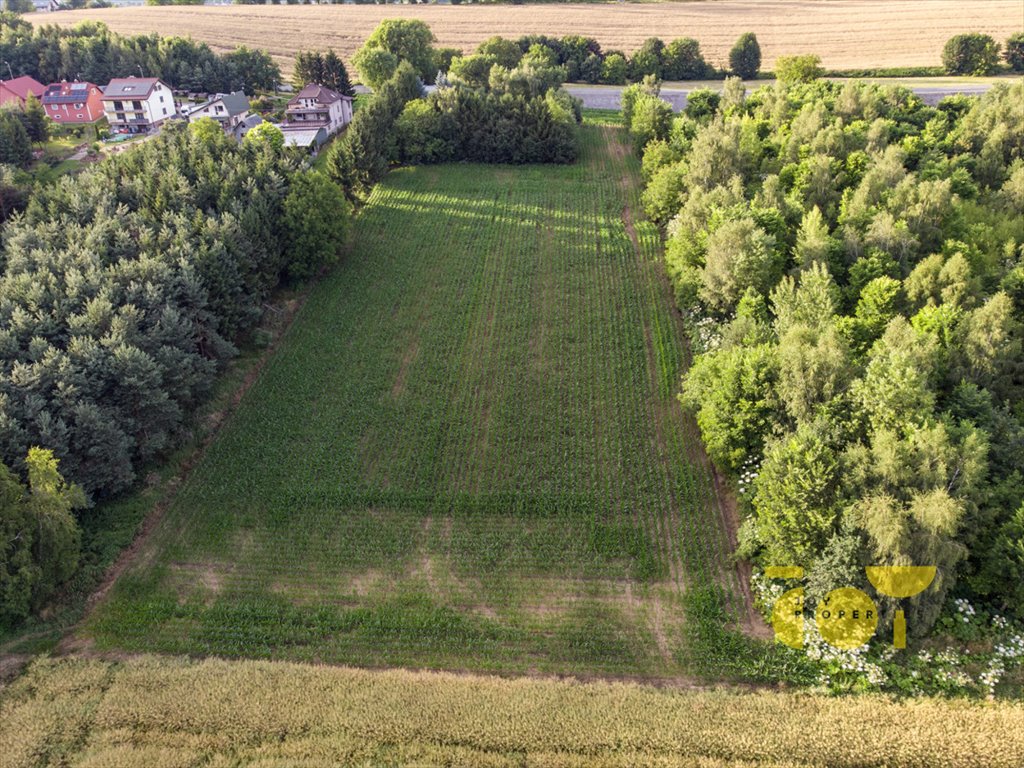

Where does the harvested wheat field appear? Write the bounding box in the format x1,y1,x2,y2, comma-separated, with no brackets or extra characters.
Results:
49,1,1022,76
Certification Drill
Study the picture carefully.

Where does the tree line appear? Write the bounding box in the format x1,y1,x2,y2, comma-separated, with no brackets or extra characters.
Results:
0,13,279,93
330,19,580,204
629,77,1024,632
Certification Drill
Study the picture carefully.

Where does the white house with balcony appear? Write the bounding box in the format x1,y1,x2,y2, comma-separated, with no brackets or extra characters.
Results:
101,77,175,134
281,84,352,142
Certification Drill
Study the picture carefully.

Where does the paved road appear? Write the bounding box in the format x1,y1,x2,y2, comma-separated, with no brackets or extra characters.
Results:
363,81,997,111
565,83,995,111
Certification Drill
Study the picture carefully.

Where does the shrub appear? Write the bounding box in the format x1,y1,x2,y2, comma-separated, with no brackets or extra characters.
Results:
357,18,437,83
600,52,628,85
243,121,284,152
396,99,456,163
449,54,498,89
401,87,579,166
621,75,660,126
942,33,1001,75
662,38,709,81
353,46,399,90
629,94,673,154
0,112,31,168
729,32,762,79
282,172,351,282
629,37,664,80
1004,32,1024,72
775,54,825,84
477,36,523,69
685,88,721,120
0,449,84,628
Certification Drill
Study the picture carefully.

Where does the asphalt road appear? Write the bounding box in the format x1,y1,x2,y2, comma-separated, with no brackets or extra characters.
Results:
565,82,995,111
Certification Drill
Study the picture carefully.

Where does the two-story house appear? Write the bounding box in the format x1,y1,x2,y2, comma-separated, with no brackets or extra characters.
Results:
101,77,175,134
185,91,251,134
41,81,105,124
0,75,44,109
281,84,352,144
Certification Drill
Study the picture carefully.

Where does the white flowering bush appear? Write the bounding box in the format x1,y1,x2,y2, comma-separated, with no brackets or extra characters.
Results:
736,453,760,498
756,583,1024,698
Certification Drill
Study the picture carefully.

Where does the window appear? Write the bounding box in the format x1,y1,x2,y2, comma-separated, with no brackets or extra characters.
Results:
74,103,84,109
114,100,123,110
160,95,164,103
133,101,142,110
162,107,167,115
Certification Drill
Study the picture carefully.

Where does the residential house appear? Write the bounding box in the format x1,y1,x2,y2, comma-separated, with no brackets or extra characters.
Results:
0,75,45,109
41,81,105,124
185,91,251,133
233,113,264,142
282,84,352,139
101,77,175,134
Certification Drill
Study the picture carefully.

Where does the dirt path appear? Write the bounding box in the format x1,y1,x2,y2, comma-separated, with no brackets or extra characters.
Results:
602,125,770,641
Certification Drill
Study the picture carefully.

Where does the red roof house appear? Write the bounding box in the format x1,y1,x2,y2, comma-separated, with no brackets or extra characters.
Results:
41,81,105,124
0,75,45,109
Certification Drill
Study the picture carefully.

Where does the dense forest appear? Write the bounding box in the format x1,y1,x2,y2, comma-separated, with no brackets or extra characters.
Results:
0,12,279,93
630,78,1024,630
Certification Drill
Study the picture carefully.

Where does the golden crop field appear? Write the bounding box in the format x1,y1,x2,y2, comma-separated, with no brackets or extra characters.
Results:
3,654,1024,767
47,1,1022,76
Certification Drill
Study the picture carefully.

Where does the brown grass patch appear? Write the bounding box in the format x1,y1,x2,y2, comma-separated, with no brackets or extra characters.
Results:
47,2,1020,75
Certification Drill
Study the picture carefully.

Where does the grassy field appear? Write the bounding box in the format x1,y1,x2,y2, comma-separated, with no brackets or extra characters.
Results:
4,654,1024,768
48,1,1022,76
77,124,763,680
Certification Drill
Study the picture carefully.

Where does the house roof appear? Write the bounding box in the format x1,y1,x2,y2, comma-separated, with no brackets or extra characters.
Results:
42,81,99,105
218,90,250,116
238,114,263,130
280,126,326,147
232,114,263,139
194,90,249,118
289,83,350,106
0,75,45,101
101,77,163,99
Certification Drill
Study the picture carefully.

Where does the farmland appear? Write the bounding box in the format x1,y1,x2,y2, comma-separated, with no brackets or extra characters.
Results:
76,124,759,679
47,1,1022,76
4,654,1024,767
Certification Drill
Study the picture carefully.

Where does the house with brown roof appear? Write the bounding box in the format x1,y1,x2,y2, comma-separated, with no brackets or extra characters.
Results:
282,84,352,139
101,77,175,134
41,81,105,124
0,75,45,109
